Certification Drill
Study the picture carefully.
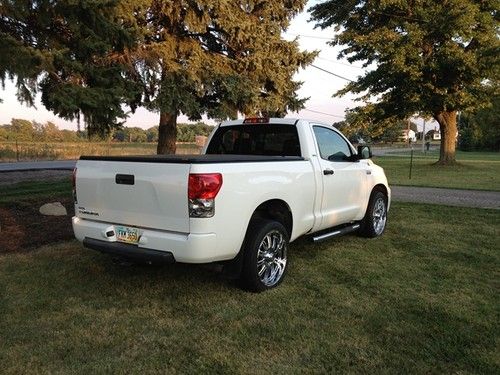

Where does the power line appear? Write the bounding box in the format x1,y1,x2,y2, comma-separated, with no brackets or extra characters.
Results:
302,108,345,119
310,64,355,82
316,56,364,69
284,32,332,40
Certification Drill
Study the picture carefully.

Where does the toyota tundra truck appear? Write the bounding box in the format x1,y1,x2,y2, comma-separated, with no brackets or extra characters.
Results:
72,118,390,292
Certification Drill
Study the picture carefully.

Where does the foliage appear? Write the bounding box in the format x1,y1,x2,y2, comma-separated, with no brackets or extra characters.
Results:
310,0,500,163
9,119,34,141
1,1,315,153
1,119,77,142
177,123,213,143
459,96,500,151
0,118,213,145
119,0,316,153
334,106,418,143
0,0,141,135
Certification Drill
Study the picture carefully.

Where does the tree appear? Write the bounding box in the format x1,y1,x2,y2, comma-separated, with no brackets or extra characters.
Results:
2,1,315,153
335,105,418,143
146,126,159,143
0,0,141,135
0,126,8,141
123,1,316,153
41,121,63,142
10,118,34,141
459,96,500,151
310,0,499,164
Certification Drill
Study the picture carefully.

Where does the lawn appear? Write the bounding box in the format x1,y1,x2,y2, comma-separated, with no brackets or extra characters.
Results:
0,178,72,204
376,151,500,191
0,202,498,373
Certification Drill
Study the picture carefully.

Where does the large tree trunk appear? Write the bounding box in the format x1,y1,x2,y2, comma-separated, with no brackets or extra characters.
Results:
157,111,177,154
434,110,458,165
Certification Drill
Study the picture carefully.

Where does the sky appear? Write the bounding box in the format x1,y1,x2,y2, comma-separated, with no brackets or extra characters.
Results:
0,1,436,132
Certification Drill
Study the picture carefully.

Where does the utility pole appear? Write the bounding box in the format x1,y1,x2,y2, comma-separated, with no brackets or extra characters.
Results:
407,118,411,148
421,119,426,154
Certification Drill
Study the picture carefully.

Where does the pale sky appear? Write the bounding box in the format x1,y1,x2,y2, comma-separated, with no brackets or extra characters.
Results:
0,1,433,131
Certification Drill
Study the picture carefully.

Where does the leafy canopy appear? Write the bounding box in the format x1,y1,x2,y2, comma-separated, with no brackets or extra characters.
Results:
1,0,315,140
310,0,499,119
123,0,316,120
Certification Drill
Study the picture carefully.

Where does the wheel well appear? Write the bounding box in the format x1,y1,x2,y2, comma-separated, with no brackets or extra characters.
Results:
250,199,293,238
373,184,388,199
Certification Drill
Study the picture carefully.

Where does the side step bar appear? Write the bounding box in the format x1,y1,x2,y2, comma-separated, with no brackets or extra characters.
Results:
312,223,360,243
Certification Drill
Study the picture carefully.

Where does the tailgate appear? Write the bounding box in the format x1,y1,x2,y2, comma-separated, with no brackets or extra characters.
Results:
75,160,190,233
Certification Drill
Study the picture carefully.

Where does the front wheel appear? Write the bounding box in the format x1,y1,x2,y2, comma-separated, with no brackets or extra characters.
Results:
359,190,388,238
240,219,289,292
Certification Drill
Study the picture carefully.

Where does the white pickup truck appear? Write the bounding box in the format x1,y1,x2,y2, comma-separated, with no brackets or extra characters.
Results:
72,118,390,292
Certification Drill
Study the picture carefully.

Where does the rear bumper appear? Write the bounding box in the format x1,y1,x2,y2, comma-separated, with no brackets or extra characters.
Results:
83,238,175,264
72,216,218,263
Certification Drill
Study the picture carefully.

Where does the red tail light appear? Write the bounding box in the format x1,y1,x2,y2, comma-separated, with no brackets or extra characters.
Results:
188,173,223,200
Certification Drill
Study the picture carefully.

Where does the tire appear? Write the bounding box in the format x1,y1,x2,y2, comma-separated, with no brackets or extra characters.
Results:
240,219,289,292
359,190,388,238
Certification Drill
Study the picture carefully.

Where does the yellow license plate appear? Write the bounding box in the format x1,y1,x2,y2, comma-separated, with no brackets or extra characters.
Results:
115,225,140,244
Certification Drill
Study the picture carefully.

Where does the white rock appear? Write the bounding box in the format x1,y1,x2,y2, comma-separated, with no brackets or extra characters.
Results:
39,202,67,216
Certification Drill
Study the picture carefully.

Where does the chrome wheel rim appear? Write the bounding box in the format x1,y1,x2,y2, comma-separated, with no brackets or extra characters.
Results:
372,197,387,235
256,230,287,287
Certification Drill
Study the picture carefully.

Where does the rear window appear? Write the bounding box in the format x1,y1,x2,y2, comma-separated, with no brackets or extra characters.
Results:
206,124,301,156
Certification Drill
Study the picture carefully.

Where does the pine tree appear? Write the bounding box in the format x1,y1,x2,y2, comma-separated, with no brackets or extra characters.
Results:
310,0,499,164
2,1,315,152
0,0,141,135
120,0,316,153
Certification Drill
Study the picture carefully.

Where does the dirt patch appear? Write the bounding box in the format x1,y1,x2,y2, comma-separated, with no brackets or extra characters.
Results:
0,197,74,253
0,170,72,186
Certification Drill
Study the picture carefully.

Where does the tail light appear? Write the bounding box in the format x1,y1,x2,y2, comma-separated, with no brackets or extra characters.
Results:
243,117,269,124
72,167,78,203
188,173,222,218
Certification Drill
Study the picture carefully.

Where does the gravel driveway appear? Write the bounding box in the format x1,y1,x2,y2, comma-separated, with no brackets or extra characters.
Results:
391,186,500,209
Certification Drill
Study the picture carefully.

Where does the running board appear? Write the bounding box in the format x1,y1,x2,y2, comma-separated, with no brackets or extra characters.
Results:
312,223,360,243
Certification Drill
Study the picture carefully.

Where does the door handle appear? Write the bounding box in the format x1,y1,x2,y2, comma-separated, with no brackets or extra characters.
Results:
323,169,334,175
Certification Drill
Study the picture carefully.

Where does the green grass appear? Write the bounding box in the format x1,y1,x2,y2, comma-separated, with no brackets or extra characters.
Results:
385,149,500,161
0,179,72,204
376,152,500,191
0,203,498,373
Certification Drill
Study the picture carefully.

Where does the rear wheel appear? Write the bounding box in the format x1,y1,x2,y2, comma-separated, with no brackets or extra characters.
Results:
240,219,289,292
359,190,388,238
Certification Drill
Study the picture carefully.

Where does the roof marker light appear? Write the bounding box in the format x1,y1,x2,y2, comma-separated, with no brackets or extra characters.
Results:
243,117,269,124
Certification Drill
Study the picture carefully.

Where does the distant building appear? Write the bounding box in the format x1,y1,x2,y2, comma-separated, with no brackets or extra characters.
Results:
426,129,441,140
401,129,416,142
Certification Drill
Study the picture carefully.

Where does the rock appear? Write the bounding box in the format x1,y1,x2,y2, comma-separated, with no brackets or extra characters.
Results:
39,202,67,216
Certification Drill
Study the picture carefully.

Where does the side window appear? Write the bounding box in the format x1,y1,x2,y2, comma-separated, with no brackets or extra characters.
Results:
313,126,352,161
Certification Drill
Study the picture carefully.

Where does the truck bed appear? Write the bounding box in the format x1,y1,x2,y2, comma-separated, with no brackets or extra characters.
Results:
79,154,305,164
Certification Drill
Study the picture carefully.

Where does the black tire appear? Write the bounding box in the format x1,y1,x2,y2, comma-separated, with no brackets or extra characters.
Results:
359,189,388,238
240,219,289,292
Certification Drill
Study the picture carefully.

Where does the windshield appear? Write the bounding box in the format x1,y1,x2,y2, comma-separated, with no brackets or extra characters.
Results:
206,124,301,156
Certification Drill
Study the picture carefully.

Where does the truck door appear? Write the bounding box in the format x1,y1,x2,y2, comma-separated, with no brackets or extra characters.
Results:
312,125,367,230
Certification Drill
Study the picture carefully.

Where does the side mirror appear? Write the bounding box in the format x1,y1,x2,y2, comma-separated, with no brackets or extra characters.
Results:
357,145,372,159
